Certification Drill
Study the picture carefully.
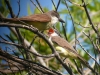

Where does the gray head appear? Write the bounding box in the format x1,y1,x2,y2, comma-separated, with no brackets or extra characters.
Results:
47,10,65,24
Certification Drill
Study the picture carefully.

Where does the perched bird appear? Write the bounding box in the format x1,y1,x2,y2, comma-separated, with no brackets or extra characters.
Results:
0,10,65,30
48,28,97,73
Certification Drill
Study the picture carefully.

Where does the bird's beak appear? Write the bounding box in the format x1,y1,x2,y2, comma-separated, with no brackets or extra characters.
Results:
59,18,65,23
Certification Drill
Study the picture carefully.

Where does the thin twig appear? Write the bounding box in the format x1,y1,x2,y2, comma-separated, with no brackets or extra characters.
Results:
74,60,83,74
51,0,56,11
64,0,77,49
0,40,22,48
28,35,37,49
30,0,43,13
16,0,20,18
56,0,60,11
62,23,68,40
67,0,81,6
4,0,15,18
35,0,44,13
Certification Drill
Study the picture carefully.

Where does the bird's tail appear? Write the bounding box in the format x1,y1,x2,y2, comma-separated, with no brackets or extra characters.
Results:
0,12,11,22
0,12,15,22
0,14,17,23
78,56,98,74
0,12,4,18
0,12,5,21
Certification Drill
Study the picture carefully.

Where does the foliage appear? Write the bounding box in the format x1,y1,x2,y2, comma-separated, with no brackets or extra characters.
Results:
0,0,100,75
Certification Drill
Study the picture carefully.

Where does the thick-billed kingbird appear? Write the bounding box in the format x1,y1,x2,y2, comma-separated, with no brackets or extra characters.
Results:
48,28,97,73
0,10,65,30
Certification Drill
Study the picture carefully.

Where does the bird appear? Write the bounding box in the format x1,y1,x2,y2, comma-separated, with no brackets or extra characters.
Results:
0,10,65,30
48,28,97,74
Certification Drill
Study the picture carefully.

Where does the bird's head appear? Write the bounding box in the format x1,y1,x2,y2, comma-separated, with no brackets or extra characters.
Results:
48,28,58,37
48,10,65,25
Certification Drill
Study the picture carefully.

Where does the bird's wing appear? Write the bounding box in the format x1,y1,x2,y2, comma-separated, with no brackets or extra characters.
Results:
51,36,80,56
52,36,88,63
18,13,51,22
3,13,51,22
